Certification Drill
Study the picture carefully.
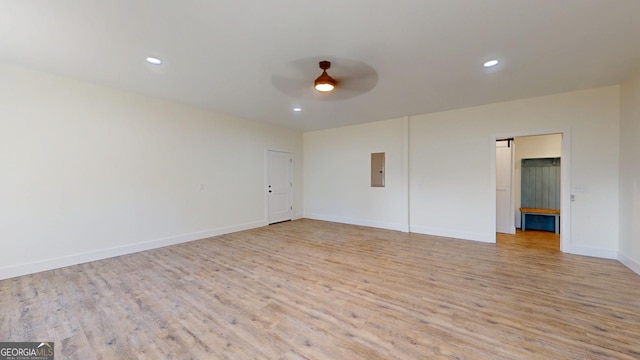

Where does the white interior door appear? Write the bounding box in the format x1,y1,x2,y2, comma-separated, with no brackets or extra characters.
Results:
496,140,515,234
267,150,293,224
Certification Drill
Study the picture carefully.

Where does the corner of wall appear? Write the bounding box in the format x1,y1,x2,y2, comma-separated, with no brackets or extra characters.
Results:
618,67,640,275
618,252,640,276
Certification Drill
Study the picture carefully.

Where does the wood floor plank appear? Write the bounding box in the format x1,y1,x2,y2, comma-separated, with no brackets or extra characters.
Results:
1,219,640,359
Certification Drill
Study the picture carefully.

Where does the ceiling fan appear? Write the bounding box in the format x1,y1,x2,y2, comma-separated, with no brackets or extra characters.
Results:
271,57,378,101
314,60,336,93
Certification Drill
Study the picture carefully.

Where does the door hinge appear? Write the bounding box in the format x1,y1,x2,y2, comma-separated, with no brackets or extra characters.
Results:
291,206,293,210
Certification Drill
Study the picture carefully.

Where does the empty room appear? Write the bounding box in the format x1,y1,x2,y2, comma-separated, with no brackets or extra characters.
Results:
2,1,640,359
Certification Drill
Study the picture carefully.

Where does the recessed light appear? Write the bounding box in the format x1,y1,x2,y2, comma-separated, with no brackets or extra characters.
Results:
146,57,162,65
293,107,302,112
483,59,499,68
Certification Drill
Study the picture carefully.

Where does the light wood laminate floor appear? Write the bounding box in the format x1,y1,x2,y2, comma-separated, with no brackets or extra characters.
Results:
496,228,560,252
1,219,639,359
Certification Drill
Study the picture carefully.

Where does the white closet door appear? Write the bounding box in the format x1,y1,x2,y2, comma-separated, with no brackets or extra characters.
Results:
496,140,515,234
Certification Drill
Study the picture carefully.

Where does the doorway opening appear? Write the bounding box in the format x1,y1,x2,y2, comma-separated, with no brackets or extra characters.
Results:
492,130,570,252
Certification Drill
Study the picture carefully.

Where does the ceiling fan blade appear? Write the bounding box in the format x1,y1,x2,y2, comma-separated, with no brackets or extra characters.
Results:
271,75,310,98
338,73,378,92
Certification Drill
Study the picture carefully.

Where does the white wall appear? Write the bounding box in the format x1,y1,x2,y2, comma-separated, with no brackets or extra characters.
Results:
410,86,619,256
0,61,303,279
619,68,640,275
513,134,562,228
303,117,408,231
305,86,619,257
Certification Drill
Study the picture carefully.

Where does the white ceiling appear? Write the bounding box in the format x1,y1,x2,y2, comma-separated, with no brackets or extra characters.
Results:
2,0,640,131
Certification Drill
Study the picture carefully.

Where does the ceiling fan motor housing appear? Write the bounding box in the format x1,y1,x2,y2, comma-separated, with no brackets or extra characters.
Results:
319,60,331,70
315,60,336,92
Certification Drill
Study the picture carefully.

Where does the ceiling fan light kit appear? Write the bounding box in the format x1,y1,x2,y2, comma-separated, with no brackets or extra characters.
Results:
314,60,336,92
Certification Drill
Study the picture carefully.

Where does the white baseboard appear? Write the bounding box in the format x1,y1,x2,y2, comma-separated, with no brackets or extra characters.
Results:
304,213,409,232
304,215,489,241
618,252,640,276
565,244,617,259
0,221,266,280
410,225,494,243
496,226,516,235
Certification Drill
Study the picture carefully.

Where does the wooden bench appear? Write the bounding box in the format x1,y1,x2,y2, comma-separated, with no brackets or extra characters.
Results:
520,208,560,234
